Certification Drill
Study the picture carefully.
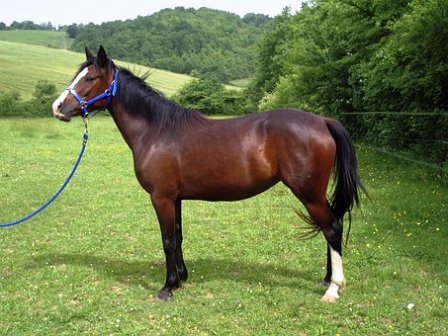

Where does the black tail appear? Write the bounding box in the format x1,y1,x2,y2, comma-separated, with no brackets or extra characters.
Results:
325,118,366,242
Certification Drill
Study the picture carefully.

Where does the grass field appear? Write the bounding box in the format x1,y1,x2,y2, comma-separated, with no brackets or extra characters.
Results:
0,117,447,335
0,41,193,99
0,30,73,49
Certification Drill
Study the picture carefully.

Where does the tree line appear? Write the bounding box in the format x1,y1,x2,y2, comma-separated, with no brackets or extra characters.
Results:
249,0,447,165
70,7,271,82
0,21,55,31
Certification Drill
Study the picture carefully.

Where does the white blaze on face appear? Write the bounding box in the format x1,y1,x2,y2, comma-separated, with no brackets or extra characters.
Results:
52,68,89,117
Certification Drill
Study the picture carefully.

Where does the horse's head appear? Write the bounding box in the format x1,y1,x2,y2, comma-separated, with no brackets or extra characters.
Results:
52,46,116,121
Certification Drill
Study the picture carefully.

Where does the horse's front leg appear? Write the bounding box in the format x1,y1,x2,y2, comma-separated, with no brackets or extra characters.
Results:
175,199,188,283
151,194,181,301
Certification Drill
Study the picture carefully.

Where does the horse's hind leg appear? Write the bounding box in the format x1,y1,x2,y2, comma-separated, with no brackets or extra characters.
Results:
322,244,332,287
285,173,345,302
301,200,346,302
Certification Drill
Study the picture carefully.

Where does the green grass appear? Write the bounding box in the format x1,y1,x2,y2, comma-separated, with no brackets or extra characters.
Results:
0,41,193,99
0,30,73,49
1,117,447,335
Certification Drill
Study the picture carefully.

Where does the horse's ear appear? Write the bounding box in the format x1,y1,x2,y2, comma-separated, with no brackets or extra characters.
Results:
96,45,108,69
85,46,94,61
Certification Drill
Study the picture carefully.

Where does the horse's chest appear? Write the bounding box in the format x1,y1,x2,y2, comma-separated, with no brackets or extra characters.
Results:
134,146,181,194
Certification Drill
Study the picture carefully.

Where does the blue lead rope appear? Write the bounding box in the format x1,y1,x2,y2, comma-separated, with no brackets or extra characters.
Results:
1,70,119,228
0,122,89,228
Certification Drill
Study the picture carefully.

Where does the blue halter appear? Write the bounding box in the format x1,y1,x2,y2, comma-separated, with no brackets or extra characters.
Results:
67,70,119,118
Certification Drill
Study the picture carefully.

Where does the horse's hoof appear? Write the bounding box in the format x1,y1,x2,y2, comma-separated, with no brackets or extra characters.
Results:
179,273,188,283
157,288,173,302
320,293,338,303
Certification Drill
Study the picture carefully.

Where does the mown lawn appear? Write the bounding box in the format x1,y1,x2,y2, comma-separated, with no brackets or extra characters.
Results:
0,117,447,335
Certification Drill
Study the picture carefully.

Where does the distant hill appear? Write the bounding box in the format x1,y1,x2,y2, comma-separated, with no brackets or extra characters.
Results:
71,7,271,82
0,41,193,100
0,30,72,49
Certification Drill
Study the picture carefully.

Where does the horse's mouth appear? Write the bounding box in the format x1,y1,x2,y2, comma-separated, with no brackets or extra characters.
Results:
52,108,73,122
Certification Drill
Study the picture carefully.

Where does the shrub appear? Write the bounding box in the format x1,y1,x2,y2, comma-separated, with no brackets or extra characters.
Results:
174,75,250,115
0,91,23,117
0,81,57,118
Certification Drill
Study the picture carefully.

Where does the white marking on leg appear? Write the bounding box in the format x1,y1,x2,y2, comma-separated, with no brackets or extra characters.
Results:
52,68,89,117
321,246,345,303
329,246,345,286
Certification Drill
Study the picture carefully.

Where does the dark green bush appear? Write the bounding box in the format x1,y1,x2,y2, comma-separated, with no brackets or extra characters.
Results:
0,80,57,118
174,75,250,116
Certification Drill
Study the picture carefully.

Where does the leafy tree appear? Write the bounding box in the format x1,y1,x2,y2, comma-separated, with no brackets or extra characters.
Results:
174,74,249,115
29,80,57,117
355,0,448,112
352,0,448,161
33,80,56,98
251,0,447,163
6,20,54,31
251,8,294,104
0,82,57,117
257,0,410,115
66,24,78,38
70,8,271,81
0,91,23,117
243,13,270,27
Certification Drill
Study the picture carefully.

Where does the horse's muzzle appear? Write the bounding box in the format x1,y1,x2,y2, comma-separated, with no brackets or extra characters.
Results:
52,99,73,122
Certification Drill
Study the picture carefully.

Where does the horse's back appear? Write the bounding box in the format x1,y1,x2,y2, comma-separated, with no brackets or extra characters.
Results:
176,109,334,201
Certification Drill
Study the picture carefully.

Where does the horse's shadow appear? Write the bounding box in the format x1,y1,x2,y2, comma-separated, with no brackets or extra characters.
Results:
31,252,322,295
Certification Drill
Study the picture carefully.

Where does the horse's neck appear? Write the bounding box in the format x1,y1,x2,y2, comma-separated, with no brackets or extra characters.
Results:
109,101,155,155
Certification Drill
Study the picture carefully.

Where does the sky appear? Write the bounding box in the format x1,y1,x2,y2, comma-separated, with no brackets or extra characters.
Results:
1,0,305,27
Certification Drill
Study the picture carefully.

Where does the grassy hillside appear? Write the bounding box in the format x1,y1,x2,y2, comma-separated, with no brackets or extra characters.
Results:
0,30,72,49
0,41,193,99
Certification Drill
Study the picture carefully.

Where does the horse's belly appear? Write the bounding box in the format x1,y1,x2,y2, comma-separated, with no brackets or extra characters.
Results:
180,157,278,201
179,118,279,201
181,177,279,201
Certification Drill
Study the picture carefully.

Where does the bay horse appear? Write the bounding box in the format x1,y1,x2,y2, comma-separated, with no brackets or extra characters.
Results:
52,46,364,303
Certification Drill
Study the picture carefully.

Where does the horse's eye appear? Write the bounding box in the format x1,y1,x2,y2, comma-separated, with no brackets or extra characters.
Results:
85,76,96,82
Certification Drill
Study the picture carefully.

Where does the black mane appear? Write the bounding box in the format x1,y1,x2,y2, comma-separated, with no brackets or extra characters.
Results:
115,67,206,131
